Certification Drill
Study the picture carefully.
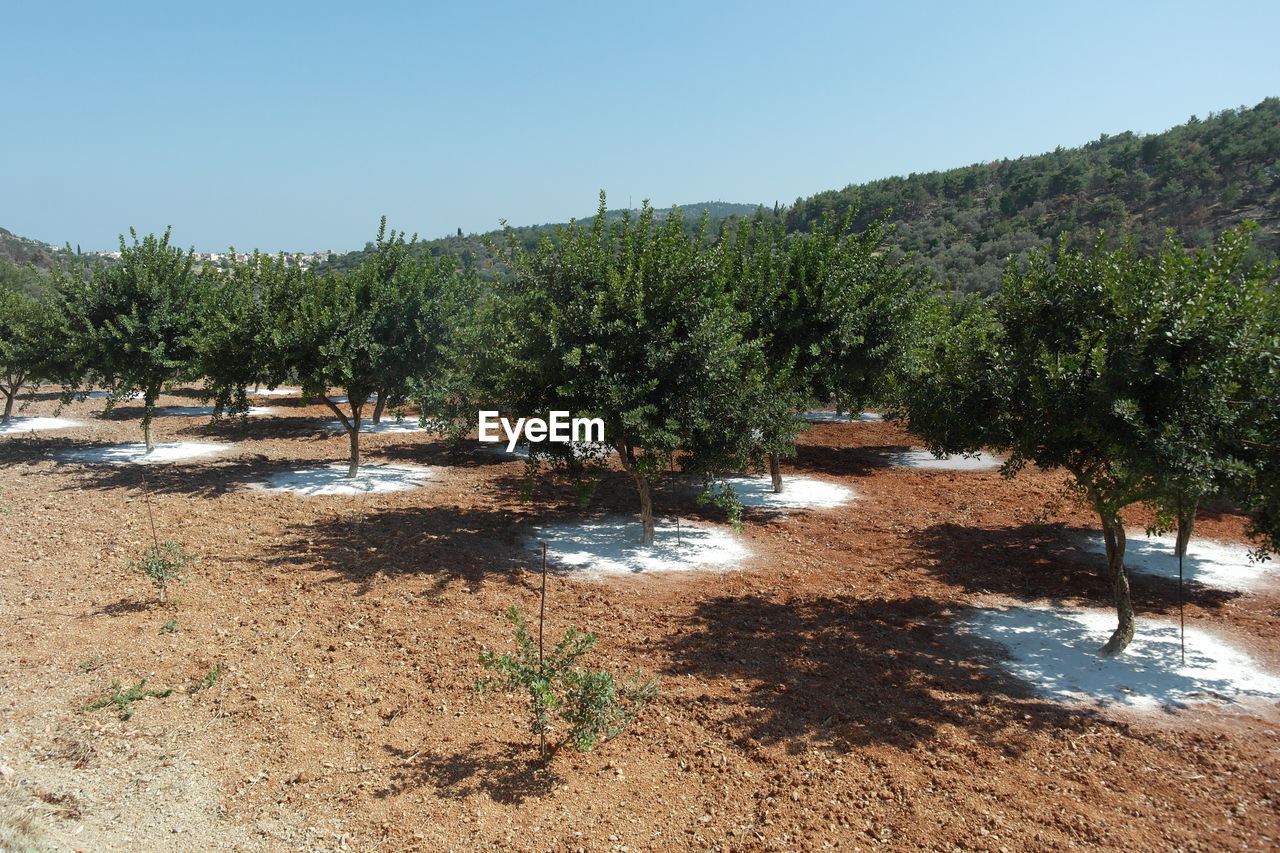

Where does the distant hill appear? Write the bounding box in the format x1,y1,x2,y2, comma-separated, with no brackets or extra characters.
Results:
784,97,1280,293
331,101,1279,291
326,201,766,279
0,227,64,270
0,228,69,296
583,201,766,223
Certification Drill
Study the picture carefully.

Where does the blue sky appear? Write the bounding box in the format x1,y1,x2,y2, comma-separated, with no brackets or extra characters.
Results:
3,1,1278,252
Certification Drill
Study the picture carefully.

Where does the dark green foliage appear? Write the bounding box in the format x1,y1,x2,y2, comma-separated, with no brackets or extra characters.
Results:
476,607,658,754
195,250,291,419
269,218,475,476
0,256,43,298
82,679,173,720
727,208,931,413
327,202,764,283
1231,274,1280,555
487,194,795,544
786,98,1280,294
52,228,205,450
1103,226,1278,554
888,293,999,456
0,285,66,421
896,224,1278,654
131,541,195,602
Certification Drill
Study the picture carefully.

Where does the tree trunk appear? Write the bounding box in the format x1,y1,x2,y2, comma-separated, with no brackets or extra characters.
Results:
1,386,14,424
615,438,656,546
635,472,655,546
1097,512,1136,656
320,394,363,478
372,395,386,425
1175,502,1197,559
768,453,783,493
142,385,160,453
347,425,361,478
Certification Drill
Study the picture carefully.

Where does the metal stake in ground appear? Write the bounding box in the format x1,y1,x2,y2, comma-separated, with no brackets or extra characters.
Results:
1179,547,1186,664
142,468,159,550
538,540,548,759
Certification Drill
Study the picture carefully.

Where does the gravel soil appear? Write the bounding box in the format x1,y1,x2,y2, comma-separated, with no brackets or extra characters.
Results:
1,388,1278,852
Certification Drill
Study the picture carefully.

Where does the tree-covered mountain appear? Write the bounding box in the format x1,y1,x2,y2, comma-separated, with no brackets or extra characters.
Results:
0,226,62,269
786,98,1280,293
324,201,767,280
0,229,62,296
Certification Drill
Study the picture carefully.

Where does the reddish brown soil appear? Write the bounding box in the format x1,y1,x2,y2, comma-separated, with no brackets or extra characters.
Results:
1,390,1278,852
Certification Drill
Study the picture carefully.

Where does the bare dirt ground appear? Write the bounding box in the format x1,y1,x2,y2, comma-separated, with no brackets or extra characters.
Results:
1,389,1278,852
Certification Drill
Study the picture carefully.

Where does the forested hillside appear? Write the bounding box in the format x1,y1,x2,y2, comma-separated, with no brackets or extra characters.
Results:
787,98,1280,293
325,201,765,280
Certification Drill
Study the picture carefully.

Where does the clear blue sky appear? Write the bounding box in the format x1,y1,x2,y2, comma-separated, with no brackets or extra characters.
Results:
3,0,1278,252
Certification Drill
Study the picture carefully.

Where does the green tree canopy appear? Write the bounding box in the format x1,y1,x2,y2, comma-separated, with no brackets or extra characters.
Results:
0,285,66,422
488,195,795,545
725,209,931,489
53,228,204,451
268,219,473,477
896,225,1277,656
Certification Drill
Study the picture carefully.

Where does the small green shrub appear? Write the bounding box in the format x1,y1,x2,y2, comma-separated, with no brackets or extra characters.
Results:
75,655,107,673
190,663,225,694
158,619,178,634
476,607,657,755
131,542,196,602
698,480,744,531
82,679,173,720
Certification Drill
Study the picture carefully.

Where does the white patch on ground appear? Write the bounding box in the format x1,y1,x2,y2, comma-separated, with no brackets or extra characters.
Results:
802,410,883,423
158,405,279,417
323,418,433,434
57,442,229,464
1083,531,1274,592
0,417,81,434
328,393,378,404
84,390,142,400
247,387,299,396
960,604,1280,710
251,462,433,495
534,518,749,577
712,475,856,509
482,441,614,460
891,449,1002,470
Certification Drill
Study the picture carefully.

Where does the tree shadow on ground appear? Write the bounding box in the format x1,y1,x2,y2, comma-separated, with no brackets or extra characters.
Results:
0,433,92,465
659,593,1108,756
377,439,547,470
374,742,562,805
787,444,912,479
51,452,325,499
173,415,336,441
91,598,156,616
911,522,1240,613
262,506,539,597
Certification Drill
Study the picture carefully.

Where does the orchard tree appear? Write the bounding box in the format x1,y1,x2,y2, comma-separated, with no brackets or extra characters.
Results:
271,220,472,477
897,229,1276,656
1113,226,1278,559
55,229,204,452
1229,256,1280,556
195,250,290,417
0,286,66,422
490,195,796,545
725,209,930,490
